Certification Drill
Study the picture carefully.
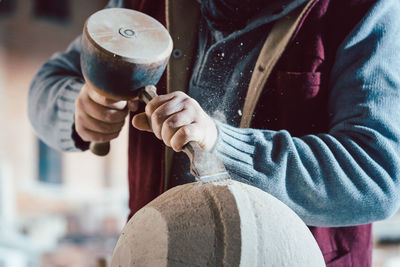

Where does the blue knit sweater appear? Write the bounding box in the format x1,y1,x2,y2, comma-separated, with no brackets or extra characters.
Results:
213,0,400,226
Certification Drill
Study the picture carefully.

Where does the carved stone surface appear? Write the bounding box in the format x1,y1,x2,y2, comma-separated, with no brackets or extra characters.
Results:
111,180,325,267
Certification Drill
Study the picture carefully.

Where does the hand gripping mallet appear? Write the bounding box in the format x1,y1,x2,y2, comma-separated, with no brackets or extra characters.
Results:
81,8,172,156
81,8,229,182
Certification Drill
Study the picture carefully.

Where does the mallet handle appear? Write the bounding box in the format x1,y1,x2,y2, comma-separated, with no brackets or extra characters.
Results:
90,142,110,156
139,85,158,104
89,85,159,156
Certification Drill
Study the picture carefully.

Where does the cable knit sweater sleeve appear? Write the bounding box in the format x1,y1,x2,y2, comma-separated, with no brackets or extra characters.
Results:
28,0,124,151
29,36,87,151
214,0,400,227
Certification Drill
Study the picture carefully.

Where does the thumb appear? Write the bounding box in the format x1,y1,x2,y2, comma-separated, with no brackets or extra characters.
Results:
132,112,152,132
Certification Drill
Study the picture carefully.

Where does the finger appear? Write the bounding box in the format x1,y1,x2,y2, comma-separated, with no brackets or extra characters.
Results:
86,84,127,110
150,97,189,139
78,94,128,123
76,109,125,134
75,125,120,143
132,113,153,132
145,91,188,117
161,112,194,147
145,94,176,116
170,123,203,152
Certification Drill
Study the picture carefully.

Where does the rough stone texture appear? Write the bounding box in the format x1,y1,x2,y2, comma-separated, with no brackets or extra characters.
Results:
111,180,325,267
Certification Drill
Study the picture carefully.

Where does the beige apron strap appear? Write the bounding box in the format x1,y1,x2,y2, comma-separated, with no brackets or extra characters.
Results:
164,0,200,191
240,0,315,128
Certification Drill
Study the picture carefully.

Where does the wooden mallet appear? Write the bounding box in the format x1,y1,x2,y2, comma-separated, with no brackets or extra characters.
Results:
81,8,228,184
81,8,173,156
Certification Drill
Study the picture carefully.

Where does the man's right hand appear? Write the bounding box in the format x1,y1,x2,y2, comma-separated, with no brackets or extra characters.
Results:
74,83,133,143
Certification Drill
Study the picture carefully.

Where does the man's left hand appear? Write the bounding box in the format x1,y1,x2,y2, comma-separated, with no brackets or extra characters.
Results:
131,91,218,152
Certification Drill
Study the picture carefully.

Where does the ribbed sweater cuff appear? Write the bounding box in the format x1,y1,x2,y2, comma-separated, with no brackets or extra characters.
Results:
213,120,260,179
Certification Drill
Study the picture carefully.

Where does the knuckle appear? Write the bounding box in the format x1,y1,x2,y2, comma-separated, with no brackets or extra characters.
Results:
99,123,112,134
117,120,125,129
91,135,102,142
168,113,187,128
150,114,161,136
161,121,173,139
145,101,155,115
94,136,107,143
75,114,86,128
110,132,120,140
103,121,122,134
94,133,113,143
75,123,83,135
98,95,108,105
81,135,91,142
171,142,179,152
153,95,163,102
77,128,90,142
169,137,179,152
180,125,192,138
152,109,164,125
162,132,171,147
181,97,197,108
181,97,192,105
76,96,85,110
86,87,97,101
161,102,174,115
113,122,124,133
167,115,180,127
103,111,115,122
103,109,125,123
172,91,185,98
79,86,87,98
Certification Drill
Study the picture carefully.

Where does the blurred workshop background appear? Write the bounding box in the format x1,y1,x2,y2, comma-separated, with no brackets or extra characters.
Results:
0,0,399,266
0,0,130,266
